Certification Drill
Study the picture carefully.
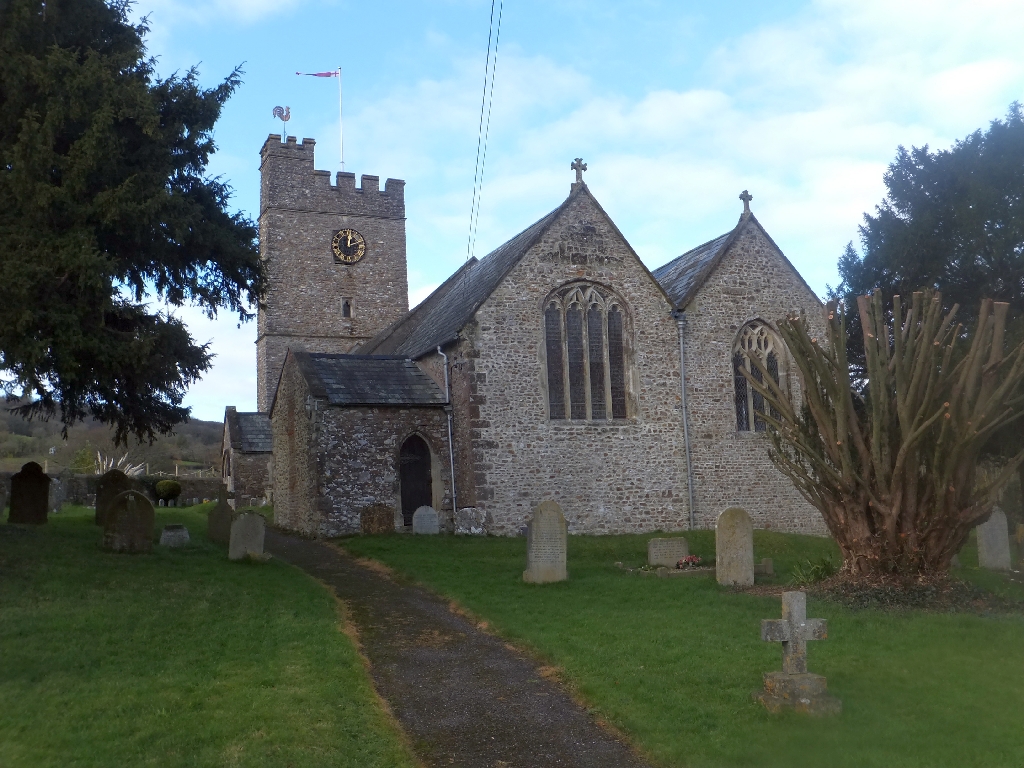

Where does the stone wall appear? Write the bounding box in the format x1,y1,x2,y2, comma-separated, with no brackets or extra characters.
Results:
317,405,452,536
682,217,827,534
451,188,690,535
269,352,320,534
0,471,223,509
256,135,410,411
224,450,270,507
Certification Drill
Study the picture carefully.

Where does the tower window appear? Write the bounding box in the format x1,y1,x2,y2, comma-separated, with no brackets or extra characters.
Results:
341,299,353,318
543,283,631,421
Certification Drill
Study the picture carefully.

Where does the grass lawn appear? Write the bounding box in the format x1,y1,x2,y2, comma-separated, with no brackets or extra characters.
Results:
0,506,416,768
340,530,1024,768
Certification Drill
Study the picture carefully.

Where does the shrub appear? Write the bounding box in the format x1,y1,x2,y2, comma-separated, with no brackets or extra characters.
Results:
154,480,182,501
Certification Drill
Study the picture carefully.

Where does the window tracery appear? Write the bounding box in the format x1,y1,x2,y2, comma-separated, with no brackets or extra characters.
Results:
544,283,630,420
733,321,783,432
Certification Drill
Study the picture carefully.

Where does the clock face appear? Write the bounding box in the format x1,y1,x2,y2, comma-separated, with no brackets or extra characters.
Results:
332,228,366,264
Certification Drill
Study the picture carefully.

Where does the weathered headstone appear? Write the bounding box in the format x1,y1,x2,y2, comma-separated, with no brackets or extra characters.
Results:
754,558,775,577
647,537,688,567
95,469,135,527
361,503,396,534
8,462,50,525
394,508,407,532
229,513,266,561
101,491,155,553
48,474,67,513
716,506,754,586
160,524,191,548
977,507,1011,571
412,505,440,535
753,591,841,715
523,500,568,584
207,486,234,546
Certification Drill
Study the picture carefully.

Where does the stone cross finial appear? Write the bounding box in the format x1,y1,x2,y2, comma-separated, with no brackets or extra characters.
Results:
761,591,827,674
571,157,587,183
739,190,753,215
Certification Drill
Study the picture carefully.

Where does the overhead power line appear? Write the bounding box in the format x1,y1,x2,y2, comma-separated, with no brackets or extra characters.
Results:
466,0,503,261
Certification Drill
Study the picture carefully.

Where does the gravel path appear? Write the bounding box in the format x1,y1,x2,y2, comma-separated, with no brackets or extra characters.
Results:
266,529,652,768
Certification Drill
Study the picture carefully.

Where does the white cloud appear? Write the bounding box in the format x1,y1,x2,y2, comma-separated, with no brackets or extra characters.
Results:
176,0,1024,418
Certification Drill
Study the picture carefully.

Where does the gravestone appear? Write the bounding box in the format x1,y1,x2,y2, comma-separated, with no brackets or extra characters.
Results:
207,486,234,546
229,513,266,561
159,525,190,548
101,491,155,553
977,507,1011,571
394,508,407,532
753,591,841,715
647,537,689,567
8,462,50,525
523,500,568,584
95,469,135,527
48,474,67,513
412,506,439,535
754,558,775,577
361,503,396,534
716,506,754,586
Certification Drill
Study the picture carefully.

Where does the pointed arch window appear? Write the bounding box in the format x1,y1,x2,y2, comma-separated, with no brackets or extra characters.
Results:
544,283,630,420
733,321,783,432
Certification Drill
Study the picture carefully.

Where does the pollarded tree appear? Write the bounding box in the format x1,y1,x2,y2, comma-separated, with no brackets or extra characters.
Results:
0,0,263,443
746,291,1024,577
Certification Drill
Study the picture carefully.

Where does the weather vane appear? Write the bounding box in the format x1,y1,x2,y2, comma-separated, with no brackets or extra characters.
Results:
272,106,291,141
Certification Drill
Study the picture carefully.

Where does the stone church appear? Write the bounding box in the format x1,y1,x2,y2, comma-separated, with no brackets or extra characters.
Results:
223,134,826,538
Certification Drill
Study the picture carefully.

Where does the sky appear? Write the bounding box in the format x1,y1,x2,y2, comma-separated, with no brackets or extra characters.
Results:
129,0,1024,422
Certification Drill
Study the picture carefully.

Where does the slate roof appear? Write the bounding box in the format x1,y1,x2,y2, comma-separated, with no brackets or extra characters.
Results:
294,352,446,406
652,230,735,309
360,191,574,358
226,410,272,453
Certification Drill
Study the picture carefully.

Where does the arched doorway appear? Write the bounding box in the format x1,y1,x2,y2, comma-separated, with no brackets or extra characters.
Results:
400,435,433,526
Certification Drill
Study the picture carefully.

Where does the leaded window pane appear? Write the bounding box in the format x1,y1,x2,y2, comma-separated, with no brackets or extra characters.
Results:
733,352,749,431
545,304,566,419
566,306,587,419
608,307,627,419
766,351,780,421
751,363,766,432
587,305,606,419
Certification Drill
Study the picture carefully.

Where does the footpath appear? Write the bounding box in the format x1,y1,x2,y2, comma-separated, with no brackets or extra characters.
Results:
266,529,651,768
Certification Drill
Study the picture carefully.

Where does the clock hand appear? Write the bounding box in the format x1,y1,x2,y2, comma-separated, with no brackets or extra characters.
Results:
347,232,355,248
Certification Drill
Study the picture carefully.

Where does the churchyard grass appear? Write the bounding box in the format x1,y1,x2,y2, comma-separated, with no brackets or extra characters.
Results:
340,531,1024,768
0,506,415,768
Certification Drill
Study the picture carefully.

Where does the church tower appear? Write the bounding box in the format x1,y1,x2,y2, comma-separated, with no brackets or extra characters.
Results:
256,135,409,411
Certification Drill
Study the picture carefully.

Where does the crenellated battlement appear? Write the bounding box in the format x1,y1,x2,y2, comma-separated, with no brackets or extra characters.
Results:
260,134,404,218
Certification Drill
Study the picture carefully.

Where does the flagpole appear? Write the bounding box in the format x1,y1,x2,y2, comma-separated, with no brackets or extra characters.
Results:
338,66,344,171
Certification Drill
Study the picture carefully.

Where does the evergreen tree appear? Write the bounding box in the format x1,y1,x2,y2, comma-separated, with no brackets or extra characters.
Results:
0,0,262,443
835,103,1024,365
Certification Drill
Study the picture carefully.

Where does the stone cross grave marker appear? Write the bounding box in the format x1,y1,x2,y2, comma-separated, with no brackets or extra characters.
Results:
716,506,754,586
648,537,688,567
95,469,134,527
207,486,234,546
9,462,51,525
523,500,568,584
412,506,439,535
977,507,1011,571
229,512,266,561
753,591,841,715
101,490,155,553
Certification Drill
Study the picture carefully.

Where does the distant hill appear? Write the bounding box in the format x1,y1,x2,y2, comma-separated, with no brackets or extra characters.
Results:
0,400,223,476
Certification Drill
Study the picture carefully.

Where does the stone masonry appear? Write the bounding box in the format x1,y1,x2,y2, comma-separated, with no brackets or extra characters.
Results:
257,136,409,411
680,220,827,534
270,350,452,537
431,190,690,535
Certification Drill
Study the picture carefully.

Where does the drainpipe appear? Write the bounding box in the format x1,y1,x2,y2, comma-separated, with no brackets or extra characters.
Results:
674,312,696,530
437,346,458,521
